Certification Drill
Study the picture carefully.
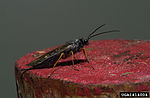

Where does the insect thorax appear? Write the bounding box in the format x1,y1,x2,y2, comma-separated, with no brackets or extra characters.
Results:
66,38,88,53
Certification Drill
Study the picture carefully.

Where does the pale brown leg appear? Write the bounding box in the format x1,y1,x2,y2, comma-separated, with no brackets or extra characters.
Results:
82,48,89,63
48,53,64,77
70,51,79,71
82,48,95,70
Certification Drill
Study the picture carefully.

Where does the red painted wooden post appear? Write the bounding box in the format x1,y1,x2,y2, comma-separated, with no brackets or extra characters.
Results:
15,40,150,98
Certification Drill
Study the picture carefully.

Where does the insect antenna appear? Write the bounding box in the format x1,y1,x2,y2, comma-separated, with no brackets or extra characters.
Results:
87,24,106,40
88,30,120,40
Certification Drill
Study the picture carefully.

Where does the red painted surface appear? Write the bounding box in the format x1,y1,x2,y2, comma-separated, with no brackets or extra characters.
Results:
15,39,150,86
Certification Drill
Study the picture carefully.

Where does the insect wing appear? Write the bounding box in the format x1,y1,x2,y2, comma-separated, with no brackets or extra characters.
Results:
26,44,69,67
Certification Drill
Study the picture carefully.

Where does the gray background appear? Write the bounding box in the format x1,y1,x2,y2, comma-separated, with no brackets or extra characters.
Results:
1,0,150,97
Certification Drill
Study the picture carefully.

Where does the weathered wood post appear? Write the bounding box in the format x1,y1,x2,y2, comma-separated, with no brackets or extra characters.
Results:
15,40,150,98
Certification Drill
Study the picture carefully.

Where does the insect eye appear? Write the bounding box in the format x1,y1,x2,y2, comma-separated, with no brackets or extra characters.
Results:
84,39,89,45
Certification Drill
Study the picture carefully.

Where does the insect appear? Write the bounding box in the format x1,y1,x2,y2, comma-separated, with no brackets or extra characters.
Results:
21,24,120,77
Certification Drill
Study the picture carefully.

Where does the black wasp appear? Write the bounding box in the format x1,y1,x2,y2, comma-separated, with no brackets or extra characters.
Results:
21,24,119,77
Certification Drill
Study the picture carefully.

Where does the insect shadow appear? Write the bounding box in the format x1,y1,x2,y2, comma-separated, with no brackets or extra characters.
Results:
21,59,87,76
56,59,87,67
